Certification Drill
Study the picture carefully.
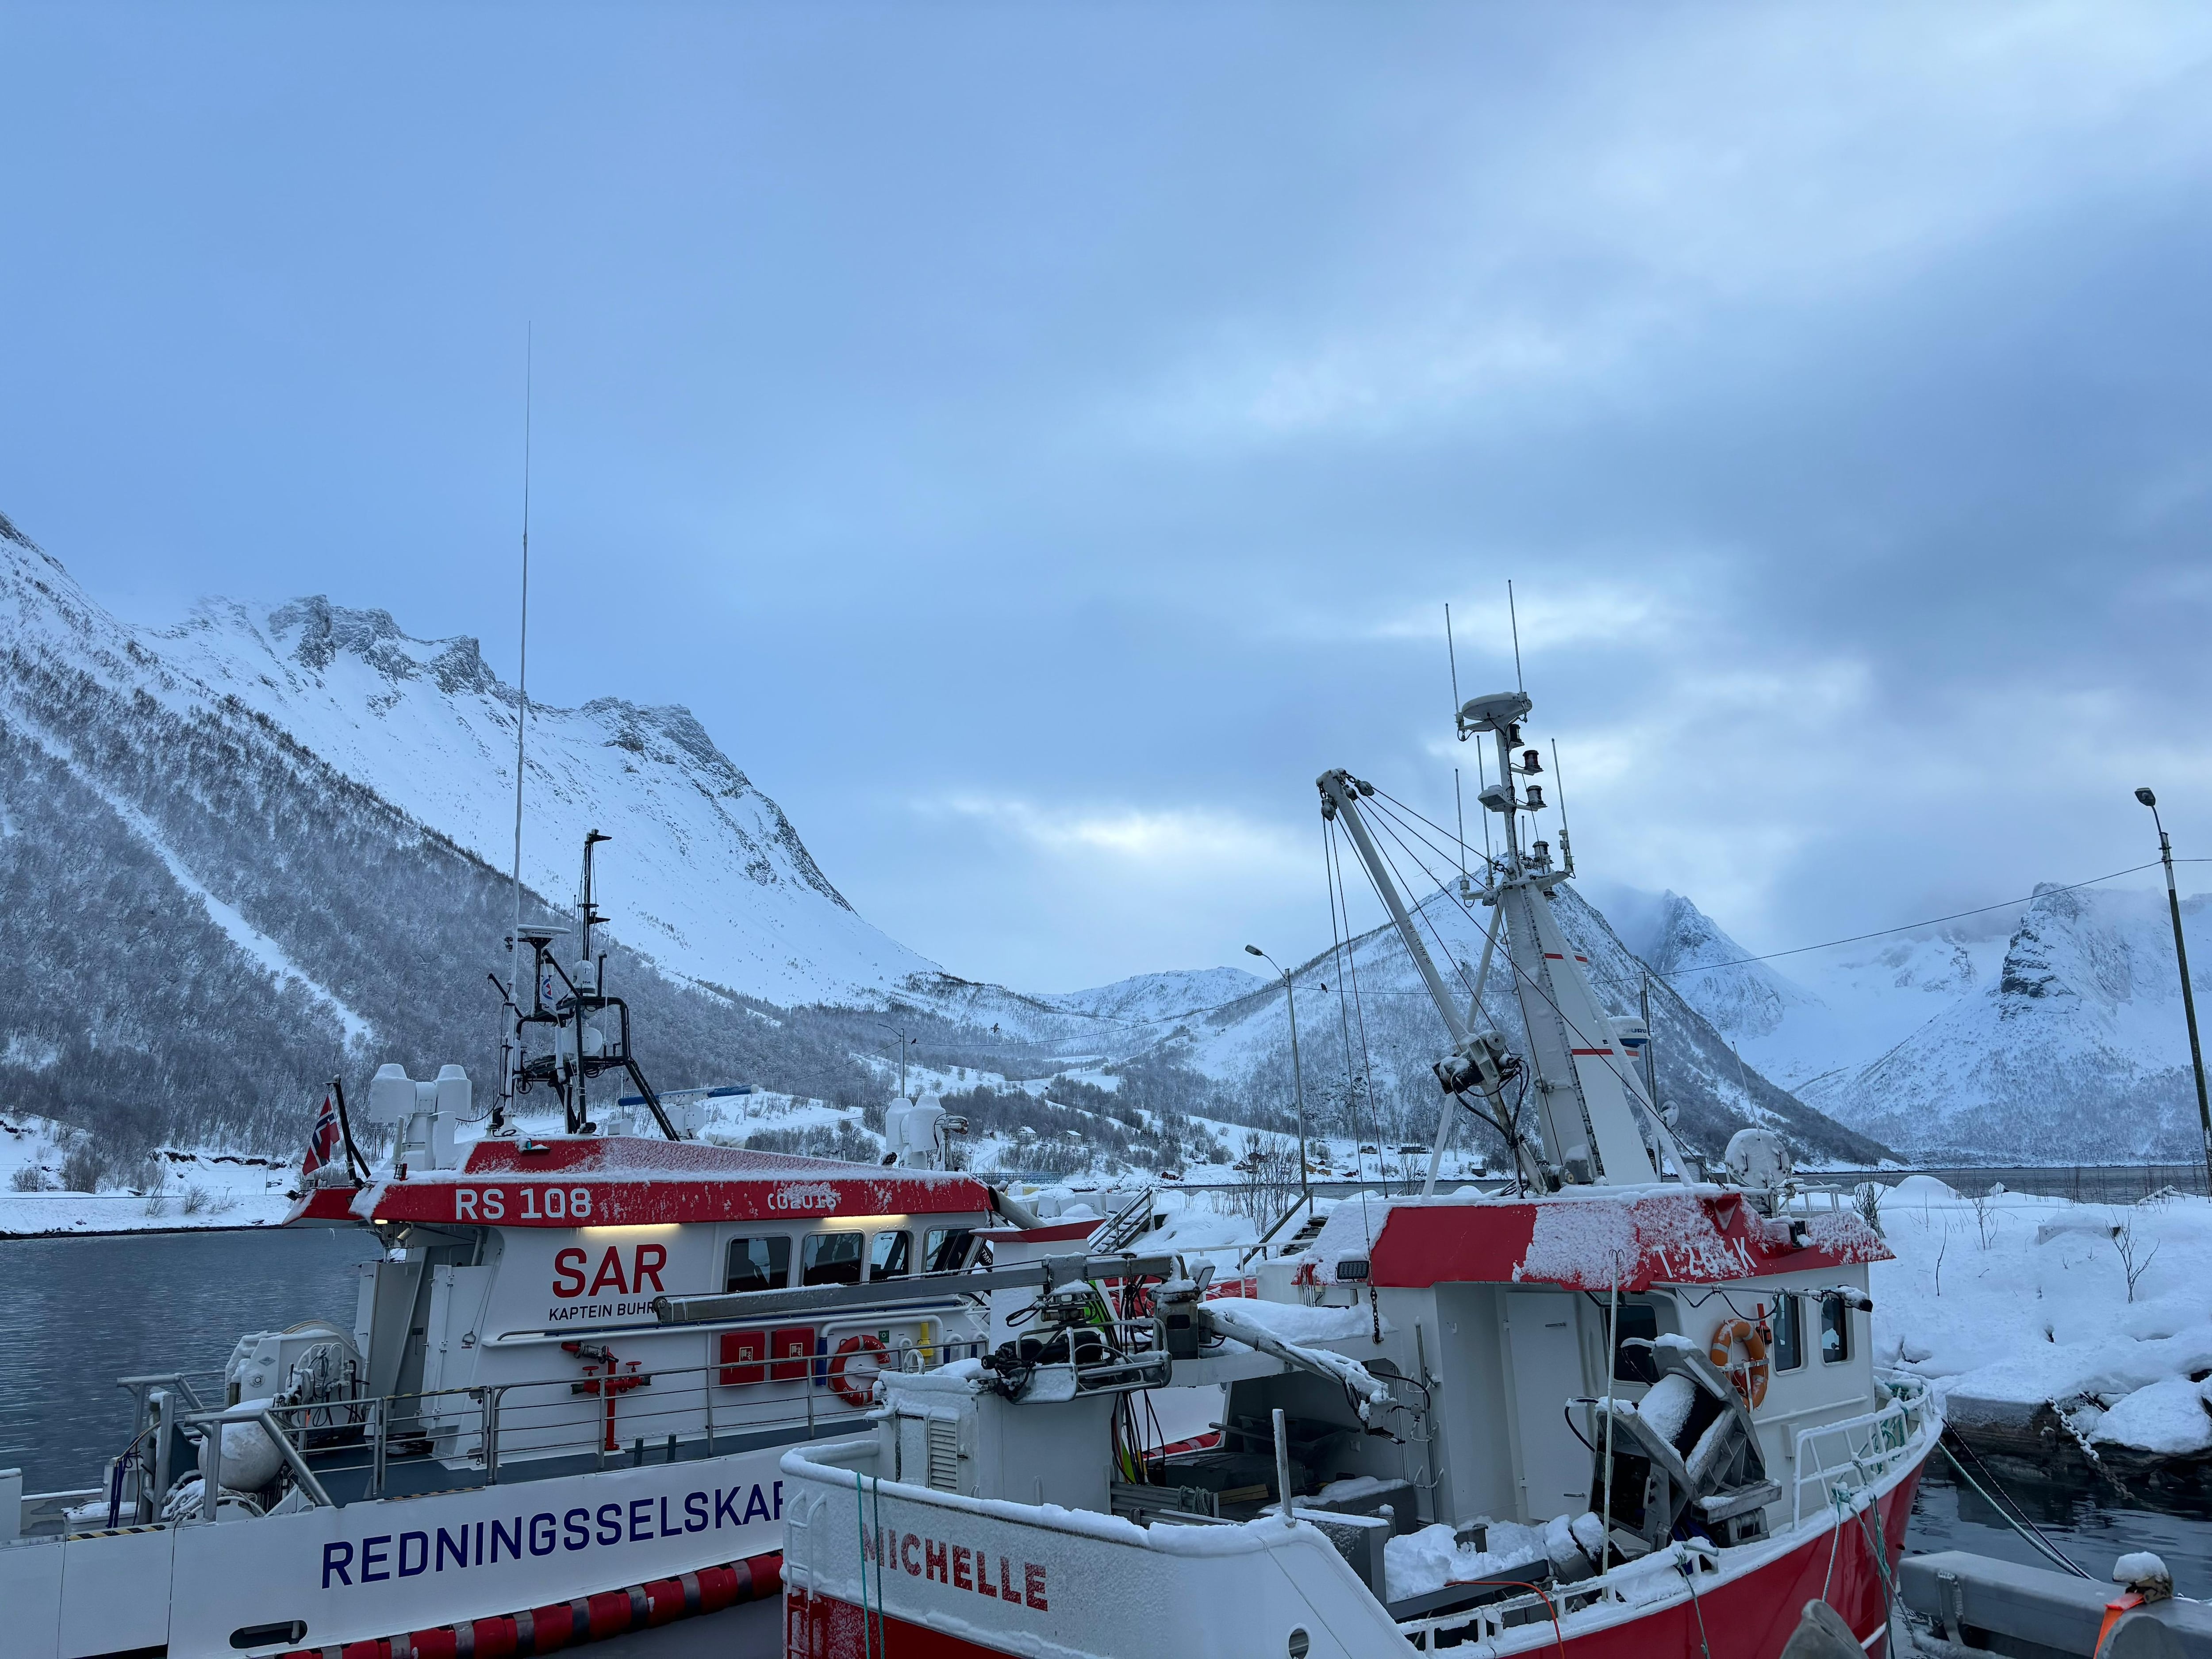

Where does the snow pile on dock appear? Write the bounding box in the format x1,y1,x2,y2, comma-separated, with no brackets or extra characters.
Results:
1866,1178,2212,1455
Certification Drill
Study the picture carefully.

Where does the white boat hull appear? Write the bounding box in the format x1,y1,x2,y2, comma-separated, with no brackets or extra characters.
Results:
2,1441,792,1659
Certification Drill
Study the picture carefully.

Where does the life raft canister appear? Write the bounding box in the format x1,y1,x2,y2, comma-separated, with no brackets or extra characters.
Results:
827,1333,889,1408
1708,1313,1772,1408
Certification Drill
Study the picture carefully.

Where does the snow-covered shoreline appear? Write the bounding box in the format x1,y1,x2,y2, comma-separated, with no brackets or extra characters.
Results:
0,1192,296,1237
1859,1174,2212,1462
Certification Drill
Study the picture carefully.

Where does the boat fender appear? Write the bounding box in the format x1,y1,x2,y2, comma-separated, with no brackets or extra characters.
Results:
1708,1317,1770,1409
1779,1598,1863,1659
828,1333,889,1408
200,1400,284,1493
276,1552,782,1659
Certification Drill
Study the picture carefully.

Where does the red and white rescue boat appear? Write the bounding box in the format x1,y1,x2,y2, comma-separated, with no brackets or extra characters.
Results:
1,835,1021,1659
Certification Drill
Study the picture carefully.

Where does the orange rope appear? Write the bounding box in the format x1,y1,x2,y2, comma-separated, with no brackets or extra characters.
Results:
1445,1579,1566,1655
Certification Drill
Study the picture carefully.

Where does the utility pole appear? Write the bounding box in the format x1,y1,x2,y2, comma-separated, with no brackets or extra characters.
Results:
875,1024,915,1098
1245,946,1310,1196
2138,788,2211,1190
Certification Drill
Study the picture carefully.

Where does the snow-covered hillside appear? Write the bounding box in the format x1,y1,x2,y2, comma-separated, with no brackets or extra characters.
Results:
0,513,890,1152
150,595,939,1006
1608,883,2212,1160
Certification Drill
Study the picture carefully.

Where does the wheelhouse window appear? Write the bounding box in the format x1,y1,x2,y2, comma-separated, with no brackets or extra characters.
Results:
802,1231,865,1287
1770,1294,1804,1372
1820,1293,1852,1364
725,1235,791,1294
869,1230,913,1282
925,1227,976,1273
1611,1302,1660,1384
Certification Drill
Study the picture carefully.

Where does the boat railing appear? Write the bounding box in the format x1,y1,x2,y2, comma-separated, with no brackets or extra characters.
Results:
1238,1188,1317,1270
1788,1371,1933,1526
84,1331,991,1529
1393,1539,1724,1649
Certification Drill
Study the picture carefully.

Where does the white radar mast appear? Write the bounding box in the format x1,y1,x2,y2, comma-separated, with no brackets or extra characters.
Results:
1319,689,1685,1190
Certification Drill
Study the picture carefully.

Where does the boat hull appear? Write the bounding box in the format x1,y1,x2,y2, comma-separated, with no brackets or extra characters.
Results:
1,1441,795,1659
780,1446,1927,1659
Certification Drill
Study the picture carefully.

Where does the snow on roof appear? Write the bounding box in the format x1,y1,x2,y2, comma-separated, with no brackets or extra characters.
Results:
1297,1184,1887,1290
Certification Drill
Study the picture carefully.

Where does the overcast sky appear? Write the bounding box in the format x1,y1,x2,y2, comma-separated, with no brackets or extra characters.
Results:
5,4,2211,991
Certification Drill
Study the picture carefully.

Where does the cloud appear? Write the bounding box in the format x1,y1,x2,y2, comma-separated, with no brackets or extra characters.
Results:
919,794,1306,878
9,4,2212,991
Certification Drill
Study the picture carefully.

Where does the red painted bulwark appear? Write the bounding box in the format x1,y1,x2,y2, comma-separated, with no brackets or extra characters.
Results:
288,1137,990,1229
1365,1189,1889,1292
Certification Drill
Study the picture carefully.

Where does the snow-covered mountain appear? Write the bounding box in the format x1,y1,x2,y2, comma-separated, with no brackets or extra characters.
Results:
0,514,890,1152
1808,883,2212,1160
1607,883,2212,1161
149,595,939,1006
0,510,1877,1170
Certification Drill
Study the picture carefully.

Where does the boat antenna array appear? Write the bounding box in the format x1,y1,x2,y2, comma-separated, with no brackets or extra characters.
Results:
1316,601,1688,1191
495,829,679,1141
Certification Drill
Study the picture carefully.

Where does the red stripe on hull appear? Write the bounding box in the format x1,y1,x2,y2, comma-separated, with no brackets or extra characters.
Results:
276,1551,781,1659
783,1467,1922,1658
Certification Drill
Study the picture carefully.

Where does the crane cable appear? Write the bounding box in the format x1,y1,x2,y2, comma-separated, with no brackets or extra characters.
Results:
1356,790,1687,1168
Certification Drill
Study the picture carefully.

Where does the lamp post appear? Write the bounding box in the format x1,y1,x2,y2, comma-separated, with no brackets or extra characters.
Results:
1245,945,1310,1196
2137,788,2212,1190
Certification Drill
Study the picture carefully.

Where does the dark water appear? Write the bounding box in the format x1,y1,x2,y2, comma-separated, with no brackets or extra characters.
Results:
0,1226,381,1491
1908,1458,2212,1594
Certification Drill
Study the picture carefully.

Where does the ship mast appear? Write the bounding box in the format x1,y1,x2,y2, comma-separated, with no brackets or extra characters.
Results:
1320,688,1685,1189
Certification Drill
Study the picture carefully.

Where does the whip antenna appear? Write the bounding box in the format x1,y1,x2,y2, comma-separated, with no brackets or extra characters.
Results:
1445,601,1464,738
501,326,534,1131
1551,738,1574,879
1507,578,1524,694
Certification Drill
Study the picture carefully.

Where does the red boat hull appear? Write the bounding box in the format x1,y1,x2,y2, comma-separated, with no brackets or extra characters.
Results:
784,1463,1924,1659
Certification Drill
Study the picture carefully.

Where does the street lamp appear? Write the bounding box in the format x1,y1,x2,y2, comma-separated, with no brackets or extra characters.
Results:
1245,945,1310,1196
2137,787,2212,1189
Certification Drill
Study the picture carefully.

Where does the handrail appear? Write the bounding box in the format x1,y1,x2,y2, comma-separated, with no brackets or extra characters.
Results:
1396,1541,1724,1650
491,1297,976,1347
1238,1190,1317,1270
152,1330,998,1515
1089,1187,1158,1256
1789,1374,1932,1525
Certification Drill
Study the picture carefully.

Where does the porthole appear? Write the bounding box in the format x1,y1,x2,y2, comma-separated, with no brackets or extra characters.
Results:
1287,1628,1310,1658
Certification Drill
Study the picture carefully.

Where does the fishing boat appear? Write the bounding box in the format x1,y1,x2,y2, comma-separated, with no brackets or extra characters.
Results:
755,689,1937,1658
0,833,1019,1659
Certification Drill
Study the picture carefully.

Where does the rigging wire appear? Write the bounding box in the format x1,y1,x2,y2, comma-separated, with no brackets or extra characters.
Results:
1356,793,1685,1160
1323,820,1383,1226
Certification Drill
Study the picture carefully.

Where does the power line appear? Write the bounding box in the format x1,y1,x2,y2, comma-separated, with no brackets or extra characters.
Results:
1633,860,2174,980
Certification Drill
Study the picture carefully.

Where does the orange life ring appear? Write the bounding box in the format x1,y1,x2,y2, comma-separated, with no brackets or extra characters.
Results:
827,1333,888,1408
1708,1316,1771,1409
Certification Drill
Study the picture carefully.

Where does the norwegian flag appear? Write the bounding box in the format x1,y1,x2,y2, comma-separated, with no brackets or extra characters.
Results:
301,1089,344,1182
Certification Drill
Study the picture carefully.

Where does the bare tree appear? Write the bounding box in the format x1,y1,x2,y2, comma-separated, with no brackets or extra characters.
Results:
1852,1181,1885,1239
1971,1188,1999,1251
1932,1216,1951,1297
2113,1214,2160,1304
1231,1131,1301,1225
